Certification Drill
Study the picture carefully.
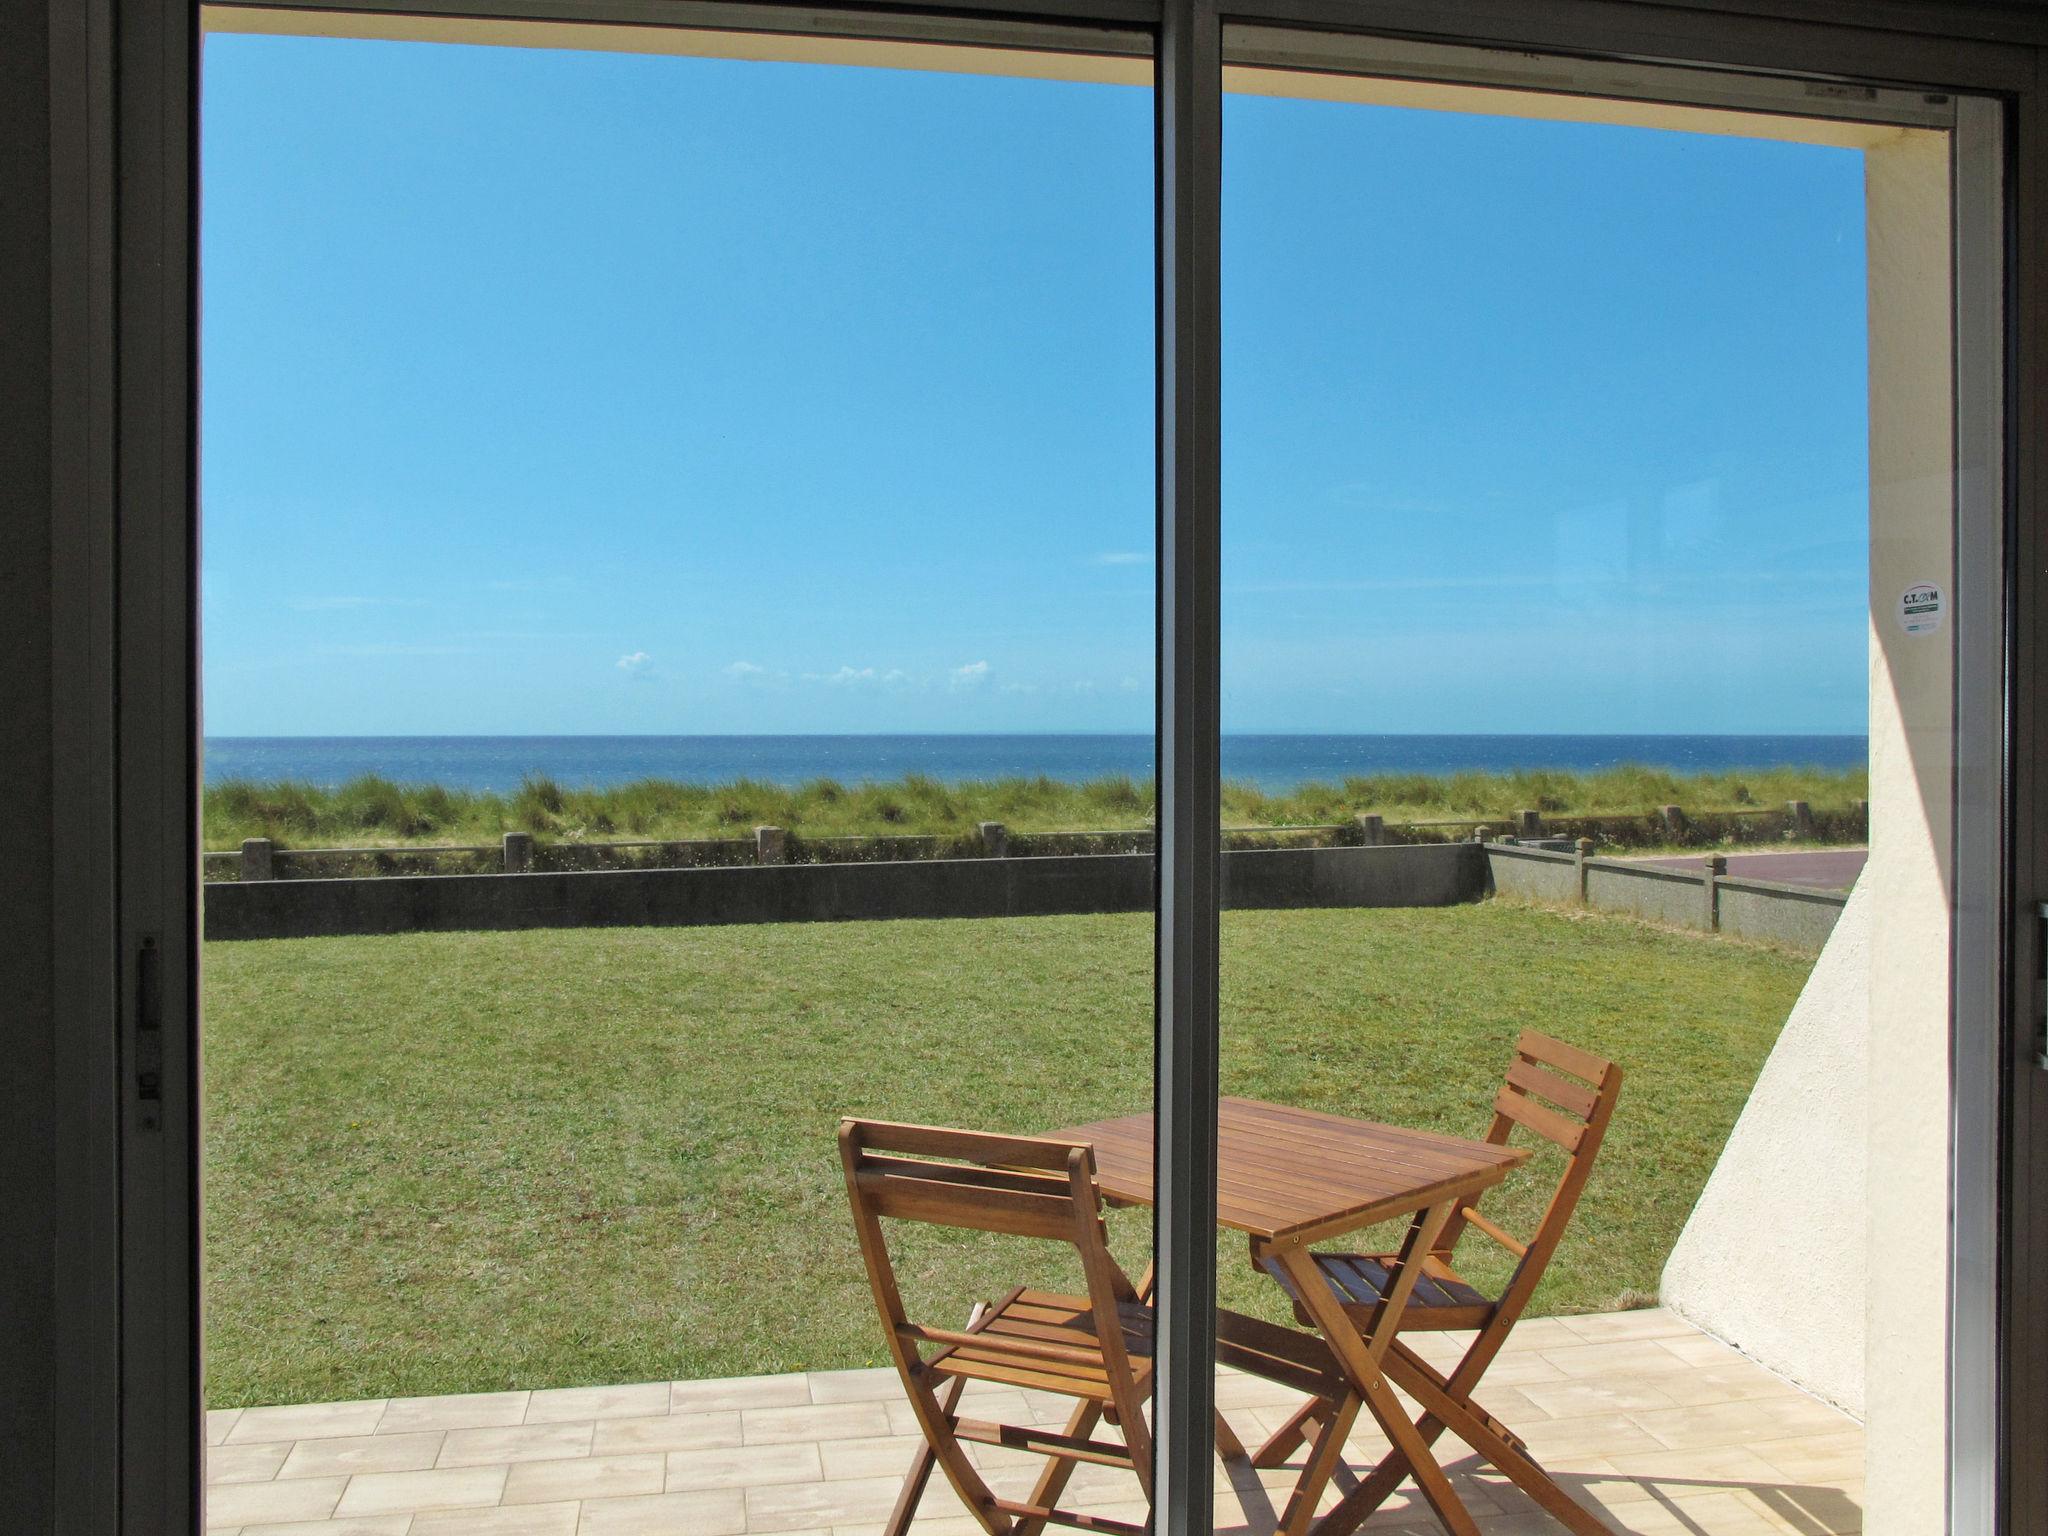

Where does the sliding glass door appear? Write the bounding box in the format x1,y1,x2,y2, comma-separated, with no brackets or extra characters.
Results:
80,4,2016,1535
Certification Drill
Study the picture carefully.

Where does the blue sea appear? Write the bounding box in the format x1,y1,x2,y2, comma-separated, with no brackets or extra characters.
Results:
201,734,1869,794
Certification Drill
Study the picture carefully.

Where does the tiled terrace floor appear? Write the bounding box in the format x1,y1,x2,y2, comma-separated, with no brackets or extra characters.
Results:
203,1307,1861,1536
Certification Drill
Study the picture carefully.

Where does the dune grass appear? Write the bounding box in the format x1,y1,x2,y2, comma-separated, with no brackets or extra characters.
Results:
200,900,1813,1407
202,763,1868,851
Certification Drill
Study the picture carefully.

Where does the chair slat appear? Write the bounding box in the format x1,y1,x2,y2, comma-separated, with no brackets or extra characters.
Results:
1493,1086,1585,1152
860,1170,1075,1240
1516,1029,1611,1087
847,1118,1088,1170
1503,1058,1599,1120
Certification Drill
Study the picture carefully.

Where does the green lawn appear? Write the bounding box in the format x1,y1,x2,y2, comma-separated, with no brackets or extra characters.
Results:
200,901,1813,1407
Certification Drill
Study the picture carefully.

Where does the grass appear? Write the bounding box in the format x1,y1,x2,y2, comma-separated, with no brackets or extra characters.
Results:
200,900,1814,1408
201,764,1869,851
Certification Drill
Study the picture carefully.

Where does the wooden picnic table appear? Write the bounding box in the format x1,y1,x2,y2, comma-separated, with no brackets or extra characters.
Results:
1048,1096,1530,1536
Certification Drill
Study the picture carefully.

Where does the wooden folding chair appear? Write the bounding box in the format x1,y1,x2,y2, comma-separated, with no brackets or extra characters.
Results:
841,1117,1346,1536
1250,1031,1625,1536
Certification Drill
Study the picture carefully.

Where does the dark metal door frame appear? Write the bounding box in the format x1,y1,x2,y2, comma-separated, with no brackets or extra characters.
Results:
46,2,2048,1532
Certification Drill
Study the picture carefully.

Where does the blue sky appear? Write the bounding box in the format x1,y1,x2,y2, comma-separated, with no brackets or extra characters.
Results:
200,33,1871,737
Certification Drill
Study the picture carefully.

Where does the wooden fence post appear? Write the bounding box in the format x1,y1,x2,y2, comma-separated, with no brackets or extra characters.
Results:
240,837,274,881
1704,853,1727,931
1576,837,1594,903
502,832,533,874
755,826,787,865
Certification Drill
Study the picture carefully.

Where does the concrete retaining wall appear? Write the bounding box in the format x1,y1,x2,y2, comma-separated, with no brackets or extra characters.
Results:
1483,844,1847,951
204,842,1484,941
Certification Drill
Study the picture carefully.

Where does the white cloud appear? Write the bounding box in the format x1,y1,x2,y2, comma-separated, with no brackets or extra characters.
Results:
949,661,992,689
824,666,878,686
725,660,770,679
1091,551,1148,567
617,651,651,672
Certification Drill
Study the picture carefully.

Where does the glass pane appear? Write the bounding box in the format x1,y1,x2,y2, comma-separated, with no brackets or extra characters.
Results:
198,20,1158,1530
1219,47,1946,1536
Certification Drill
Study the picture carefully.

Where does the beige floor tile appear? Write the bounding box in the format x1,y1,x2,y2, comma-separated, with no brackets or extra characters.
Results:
334,1465,509,1517
884,1393,1032,1437
806,1369,902,1404
236,1521,413,1536
439,1420,596,1468
408,1506,581,1536
1629,1395,1854,1452
1515,1411,1664,1463
1649,1362,1810,1408
278,1430,446,1480
227,1401,390,1444
524,1382,672,1424
745,1473,911,1531
1746,1429,1865,1483
1539,1341,1702,1381
1652,1332,1749,1369
380,1391,532,1435
666,1441,824,1492
206,1442,291,1484
577,1489,749,1536
1598,1441,1800,1488
672,1373,815,1414
744,1403,893,1446
1492,1317,1585,1353
1466,1351,1568,1388
593,1410,744,1455
203,1474,348,1529
1745,1477,1862,1534
207,1409,244,1446
1553,1308,1693,1344
501,1452,666,1504
1601,1488,1793,1535
818,1434,927,1482
1513,1375,1682,1421
825,1517,986,1536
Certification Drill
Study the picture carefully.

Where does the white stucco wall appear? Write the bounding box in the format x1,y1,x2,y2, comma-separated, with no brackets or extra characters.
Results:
1661,882,1870,1415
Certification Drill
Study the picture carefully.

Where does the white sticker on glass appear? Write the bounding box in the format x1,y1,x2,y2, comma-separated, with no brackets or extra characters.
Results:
1899,581,1945,636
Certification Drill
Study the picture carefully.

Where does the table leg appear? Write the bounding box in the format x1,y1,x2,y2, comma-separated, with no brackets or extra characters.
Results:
1264,1201,1484,1536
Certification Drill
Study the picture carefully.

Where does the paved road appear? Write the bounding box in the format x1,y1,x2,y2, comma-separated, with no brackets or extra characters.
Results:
1632,847,1866,891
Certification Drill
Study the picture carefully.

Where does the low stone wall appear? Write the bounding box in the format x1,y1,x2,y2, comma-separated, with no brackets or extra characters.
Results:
1483,843,1849,950
204,842,1484,941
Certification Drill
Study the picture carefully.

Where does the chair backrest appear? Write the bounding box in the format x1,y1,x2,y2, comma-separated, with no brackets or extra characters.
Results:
1439,1030,1623,1325
838,1119,1150,1431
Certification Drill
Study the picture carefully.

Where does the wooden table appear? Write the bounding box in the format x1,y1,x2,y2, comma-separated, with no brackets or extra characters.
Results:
1049,1097,1529,1536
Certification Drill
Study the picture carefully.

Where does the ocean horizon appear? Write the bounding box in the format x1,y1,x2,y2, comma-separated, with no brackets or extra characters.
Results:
202,733,1870,795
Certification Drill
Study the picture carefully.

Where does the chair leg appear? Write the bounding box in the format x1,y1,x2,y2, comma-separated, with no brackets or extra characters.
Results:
1273,1392,1359,1536
882,1369,972,1536
1214,1408,1248,1462
1252,1398,1324,1468
1012,1399,1104,1536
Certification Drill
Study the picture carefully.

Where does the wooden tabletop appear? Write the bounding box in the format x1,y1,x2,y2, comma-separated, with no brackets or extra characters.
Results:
1048,1097,1529,1246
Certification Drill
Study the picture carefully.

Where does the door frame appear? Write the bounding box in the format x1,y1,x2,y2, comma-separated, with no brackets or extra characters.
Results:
42,2,2048,1532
